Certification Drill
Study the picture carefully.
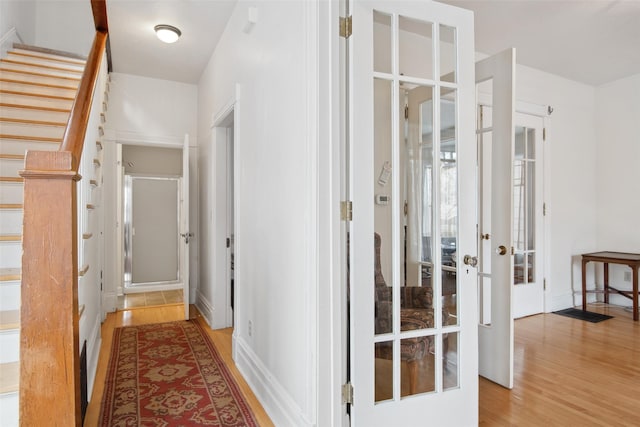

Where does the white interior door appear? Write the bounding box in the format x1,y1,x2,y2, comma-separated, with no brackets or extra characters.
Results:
476,49,515,389
349,1,477,425
512,112,544,318
181,134,190,320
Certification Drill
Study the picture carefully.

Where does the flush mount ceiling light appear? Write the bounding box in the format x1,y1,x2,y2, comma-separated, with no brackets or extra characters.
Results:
154,24,181,43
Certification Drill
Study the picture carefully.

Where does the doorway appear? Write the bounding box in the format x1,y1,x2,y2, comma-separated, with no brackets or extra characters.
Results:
118,144,186,310
210,102,236,330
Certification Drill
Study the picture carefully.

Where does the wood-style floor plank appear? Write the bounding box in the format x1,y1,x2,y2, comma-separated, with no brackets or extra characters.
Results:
83,305,273,427
480,304,640,426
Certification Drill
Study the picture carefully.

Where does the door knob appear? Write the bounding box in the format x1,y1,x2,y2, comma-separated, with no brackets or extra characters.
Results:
463,255,478,267
496,245,507,256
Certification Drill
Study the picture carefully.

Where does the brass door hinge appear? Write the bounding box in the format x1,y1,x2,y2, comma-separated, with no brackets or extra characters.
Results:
543,128,546,141
340,16,352,39
341,201,353,221
342,382,354,404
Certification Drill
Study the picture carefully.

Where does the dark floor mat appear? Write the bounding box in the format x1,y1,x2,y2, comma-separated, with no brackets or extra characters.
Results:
552,308,613,323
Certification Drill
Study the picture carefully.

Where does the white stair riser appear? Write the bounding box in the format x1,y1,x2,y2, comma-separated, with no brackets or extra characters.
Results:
0,69,79,89
0,139,59,155
0,282,20,311
0,392,18,427
0,122,65,139
0,93,72,111
0,330,19,363
0,81,77,99
0,210,22,235
0,183,22,205
0,105,69,123
12,48,86,65
7,53,84,73
0,61,82,79
0,241,20,269
0,158,23,178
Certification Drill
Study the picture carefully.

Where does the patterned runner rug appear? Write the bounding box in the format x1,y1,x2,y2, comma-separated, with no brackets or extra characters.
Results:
99,321,258,426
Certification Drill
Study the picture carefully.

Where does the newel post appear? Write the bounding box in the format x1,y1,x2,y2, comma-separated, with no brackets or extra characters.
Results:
19,150,81,426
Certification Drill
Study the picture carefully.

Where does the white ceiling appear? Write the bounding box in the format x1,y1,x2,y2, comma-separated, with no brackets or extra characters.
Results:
106,0,236,84
439,0,640,86
105,0,640,86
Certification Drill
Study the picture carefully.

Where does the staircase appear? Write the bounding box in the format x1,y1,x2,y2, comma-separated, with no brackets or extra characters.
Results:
0,44,86,426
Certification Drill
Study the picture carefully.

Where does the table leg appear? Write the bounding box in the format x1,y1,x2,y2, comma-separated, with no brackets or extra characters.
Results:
582,258,587,311
633,266,638,321
604,263,609,304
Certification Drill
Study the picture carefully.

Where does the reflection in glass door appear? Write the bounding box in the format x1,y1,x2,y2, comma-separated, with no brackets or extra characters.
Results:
372,12,461,402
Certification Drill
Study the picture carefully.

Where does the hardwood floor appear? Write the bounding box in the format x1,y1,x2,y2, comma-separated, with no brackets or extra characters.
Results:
480,303,640,426
85,302,640,426
84,305,273,426
118,289,183,309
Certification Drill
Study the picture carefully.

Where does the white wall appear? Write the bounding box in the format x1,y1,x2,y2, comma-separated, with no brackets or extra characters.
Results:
513,63,598,310
0,0,36,57
594,73,640,305
34,0,94,56
103,73,199,303
197,2,329,425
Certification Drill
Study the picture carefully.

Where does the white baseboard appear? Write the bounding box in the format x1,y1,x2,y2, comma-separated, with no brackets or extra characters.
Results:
102,291,118,314
234,336,312,427
196,290,214,326
86,314,102,399
547,291,582,312
1,27,22,60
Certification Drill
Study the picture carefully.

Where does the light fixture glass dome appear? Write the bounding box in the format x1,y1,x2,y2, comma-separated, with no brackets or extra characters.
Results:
154,24,181,44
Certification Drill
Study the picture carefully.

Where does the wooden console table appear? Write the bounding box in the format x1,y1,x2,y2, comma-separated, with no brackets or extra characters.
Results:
581,251,640,321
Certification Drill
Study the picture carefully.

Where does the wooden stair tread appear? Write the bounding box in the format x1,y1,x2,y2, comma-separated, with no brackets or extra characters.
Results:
0,89,74,101
0,177,23,183
0,361,19,394
0,204,23,210
0,67,81,82
0,154,25,160
0,134,61,143
0,77,77,91
0,117,66,127
10,50,86,67
0,310,19,330
0,59,83,75
0,268,21,281
0,234,21,242
0,102,71,113
13,43,87,63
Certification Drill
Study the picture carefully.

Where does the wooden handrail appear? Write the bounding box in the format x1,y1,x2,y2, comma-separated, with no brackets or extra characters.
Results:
59,30,107,169
19,16,108,424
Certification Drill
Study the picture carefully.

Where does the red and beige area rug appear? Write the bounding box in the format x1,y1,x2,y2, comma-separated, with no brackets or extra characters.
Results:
99,321,258,426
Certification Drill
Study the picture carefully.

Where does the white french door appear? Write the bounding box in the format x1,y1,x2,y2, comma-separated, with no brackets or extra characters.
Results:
475,49,515,389
349,1,477,425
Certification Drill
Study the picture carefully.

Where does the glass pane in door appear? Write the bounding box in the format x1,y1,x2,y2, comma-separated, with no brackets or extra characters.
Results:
375,341,394,402
403,83,435,332
440,87,458,325
513,126,536,284
443,332,459,390
400,336,435,397
374,78,394,335
399,16,433,80
439,24,457,83
374,11,392,74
